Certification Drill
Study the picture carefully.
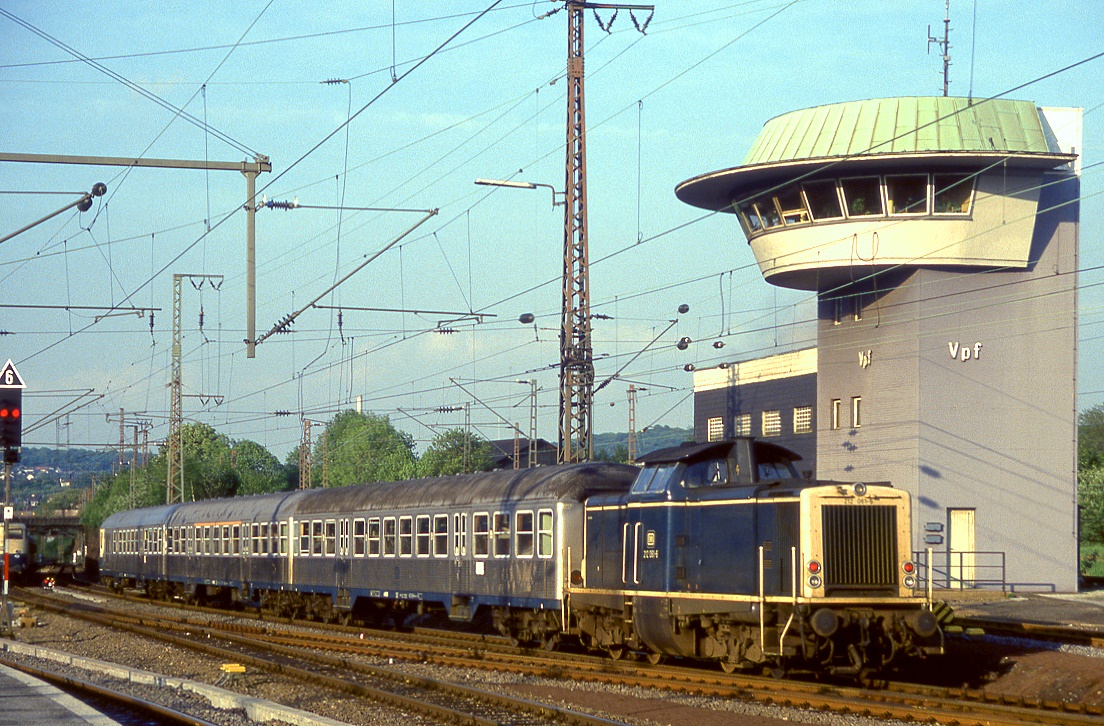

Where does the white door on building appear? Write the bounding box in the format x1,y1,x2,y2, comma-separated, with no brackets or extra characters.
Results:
947,508,975,588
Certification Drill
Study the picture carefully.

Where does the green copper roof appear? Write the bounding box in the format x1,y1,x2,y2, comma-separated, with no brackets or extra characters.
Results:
744,97,1051,165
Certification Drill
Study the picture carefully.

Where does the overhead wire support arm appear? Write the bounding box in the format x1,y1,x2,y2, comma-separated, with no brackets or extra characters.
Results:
252,208,438,348
0,182,106,246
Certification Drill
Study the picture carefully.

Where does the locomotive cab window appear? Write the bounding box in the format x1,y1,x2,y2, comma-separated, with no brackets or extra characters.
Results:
684,458,728,488
631,463,680,494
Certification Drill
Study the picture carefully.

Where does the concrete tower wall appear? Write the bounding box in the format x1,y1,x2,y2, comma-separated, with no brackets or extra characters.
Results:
816,172,1079,591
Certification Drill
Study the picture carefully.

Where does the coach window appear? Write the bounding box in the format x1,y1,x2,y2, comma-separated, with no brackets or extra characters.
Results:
233,525,242,555
354,519,366,557
537,510,554,558
210,527,218,556
473,513,490,557
309,520,322,556
383,517,397,556
416,515,431,557
249,524,257,555
399,516,413,557
224,525,232,554
324,520,337,556
493,512,511,558
262,523,271,555
515,511,534,558
279,523,288,555
368,518,381,556
433,515,448,557
298,522,309,555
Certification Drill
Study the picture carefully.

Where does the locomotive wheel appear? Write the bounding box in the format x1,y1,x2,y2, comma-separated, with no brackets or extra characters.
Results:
607,645,626,661
644,652,664,666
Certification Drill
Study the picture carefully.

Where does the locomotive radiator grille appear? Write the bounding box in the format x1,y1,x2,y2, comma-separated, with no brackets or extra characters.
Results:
822,505,897,591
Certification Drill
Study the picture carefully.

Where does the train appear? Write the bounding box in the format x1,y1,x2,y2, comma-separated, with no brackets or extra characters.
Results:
99,437,943,676
5,522,35,581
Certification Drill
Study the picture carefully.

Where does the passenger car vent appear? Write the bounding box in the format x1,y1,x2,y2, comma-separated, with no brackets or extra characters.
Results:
822,505,897,591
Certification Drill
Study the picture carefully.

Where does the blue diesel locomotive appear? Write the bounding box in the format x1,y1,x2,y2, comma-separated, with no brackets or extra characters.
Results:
99,439,942,675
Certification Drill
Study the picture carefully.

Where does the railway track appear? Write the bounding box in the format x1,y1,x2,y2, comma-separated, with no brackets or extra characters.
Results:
20,585,1104,726
15,587,628,726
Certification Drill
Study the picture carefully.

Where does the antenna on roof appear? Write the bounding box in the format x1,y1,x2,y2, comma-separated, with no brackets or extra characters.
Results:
927,0,952,96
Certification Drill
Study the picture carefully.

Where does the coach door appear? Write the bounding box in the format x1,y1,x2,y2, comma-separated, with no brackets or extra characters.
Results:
451,512,469,591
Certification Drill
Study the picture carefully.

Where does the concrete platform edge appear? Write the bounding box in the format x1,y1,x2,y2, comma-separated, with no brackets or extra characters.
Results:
0,638,351,726
0,661,122,726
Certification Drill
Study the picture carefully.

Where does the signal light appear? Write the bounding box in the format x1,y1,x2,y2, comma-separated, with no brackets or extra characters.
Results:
0,387,21,450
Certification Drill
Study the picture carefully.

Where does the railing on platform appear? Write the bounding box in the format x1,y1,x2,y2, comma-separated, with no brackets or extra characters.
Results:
913,549,1008,591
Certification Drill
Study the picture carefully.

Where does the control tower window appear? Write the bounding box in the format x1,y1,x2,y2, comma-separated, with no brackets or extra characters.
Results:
803,180,843,220
737,202,763,233
886,174,929,215
841,177,884,216
777,186,810,225
755,198,783,228
934,174,974,214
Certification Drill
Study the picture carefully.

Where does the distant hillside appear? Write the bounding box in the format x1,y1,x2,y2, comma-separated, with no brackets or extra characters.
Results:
18,447,118,473
593,425,693,461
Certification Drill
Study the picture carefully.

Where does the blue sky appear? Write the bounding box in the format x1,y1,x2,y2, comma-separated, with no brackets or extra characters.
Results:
1,0,1101,460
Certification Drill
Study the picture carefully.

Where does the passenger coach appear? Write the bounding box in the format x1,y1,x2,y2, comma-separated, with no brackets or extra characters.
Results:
100,462,637,635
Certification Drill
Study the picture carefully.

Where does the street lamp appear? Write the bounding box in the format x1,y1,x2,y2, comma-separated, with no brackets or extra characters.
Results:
475,177,564,207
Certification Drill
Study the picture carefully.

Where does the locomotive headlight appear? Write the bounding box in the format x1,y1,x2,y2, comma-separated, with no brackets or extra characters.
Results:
808,560,822,588
904,575,917,588
808,574,822,589
807,560,822,575
902,561,916,574
853,482,867,497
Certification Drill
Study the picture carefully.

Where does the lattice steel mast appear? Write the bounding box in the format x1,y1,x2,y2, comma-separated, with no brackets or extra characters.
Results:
559,1,651,463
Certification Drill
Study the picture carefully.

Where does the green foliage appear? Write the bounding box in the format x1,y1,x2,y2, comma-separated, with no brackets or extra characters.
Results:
1081,544,1104,577
319,411,417,487
39,488,82,513
1079,463,1104,545
233,439,288,495
418,428,493,477
592,424,692,460
593,443,630,464
1079,403,1104,469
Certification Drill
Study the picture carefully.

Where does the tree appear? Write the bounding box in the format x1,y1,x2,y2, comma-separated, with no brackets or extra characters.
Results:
1080,404,1104,469
419,428,493,477
594,443,630,464
180,422,237,500
320,411,417,487
233,439,288,495
1080,464,1104,545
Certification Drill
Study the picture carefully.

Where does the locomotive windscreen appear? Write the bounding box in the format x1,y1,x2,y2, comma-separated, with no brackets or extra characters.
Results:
821,505,897,593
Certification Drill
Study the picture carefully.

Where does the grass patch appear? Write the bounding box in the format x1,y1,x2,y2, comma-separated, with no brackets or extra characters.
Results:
1080,541,1104,577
